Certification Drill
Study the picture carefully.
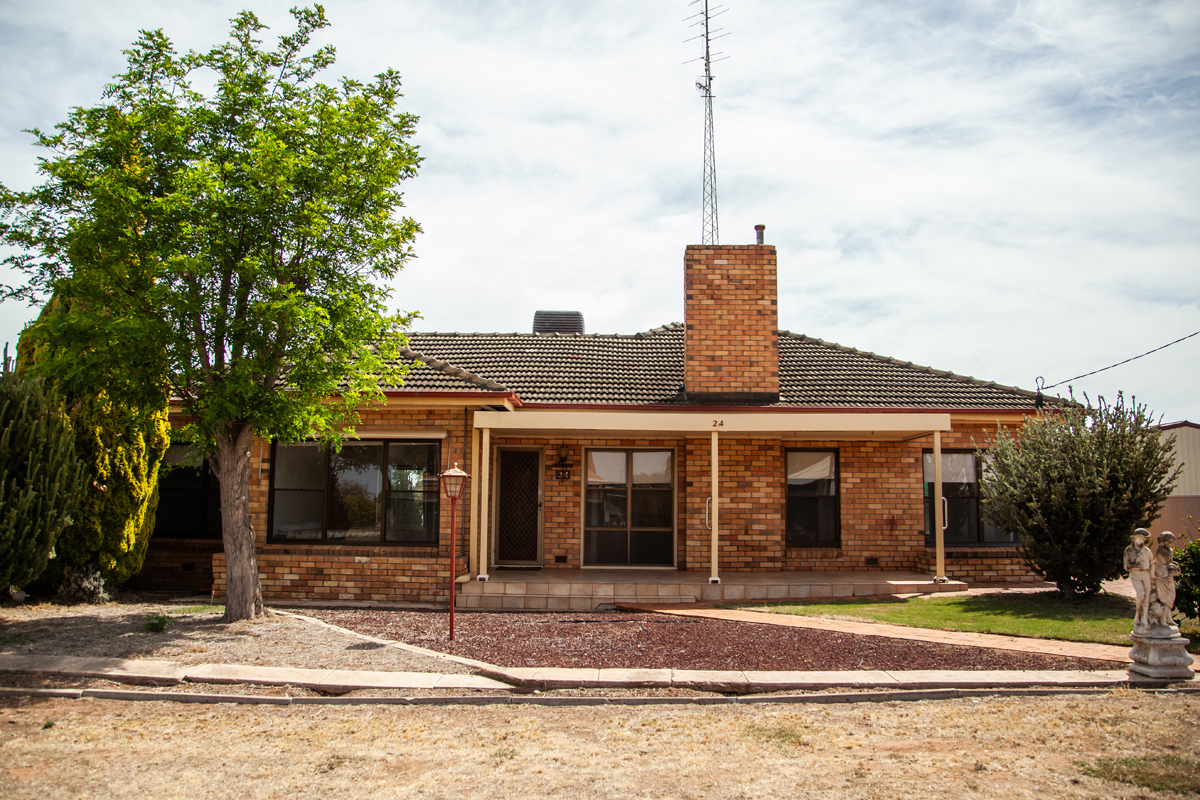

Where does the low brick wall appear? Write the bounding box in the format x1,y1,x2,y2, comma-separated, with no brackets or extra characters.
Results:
126,538,223,594
920,547,1040,583
213,546,461,604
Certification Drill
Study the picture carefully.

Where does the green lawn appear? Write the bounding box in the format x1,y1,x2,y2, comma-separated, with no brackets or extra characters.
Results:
735,591,1145,646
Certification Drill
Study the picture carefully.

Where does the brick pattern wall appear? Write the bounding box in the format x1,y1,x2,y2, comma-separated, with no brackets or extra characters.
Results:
681,437,928,573
918,548,1039,583
126,538,224,593
213,546,455,603
683,245,779,399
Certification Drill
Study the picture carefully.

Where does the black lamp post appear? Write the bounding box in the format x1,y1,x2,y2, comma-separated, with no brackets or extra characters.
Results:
440,462,470,640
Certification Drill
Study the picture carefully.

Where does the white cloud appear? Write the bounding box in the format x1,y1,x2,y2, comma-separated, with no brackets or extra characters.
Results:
1,0,1197,419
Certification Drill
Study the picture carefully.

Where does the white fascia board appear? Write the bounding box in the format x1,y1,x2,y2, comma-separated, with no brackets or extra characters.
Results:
472,410,951,437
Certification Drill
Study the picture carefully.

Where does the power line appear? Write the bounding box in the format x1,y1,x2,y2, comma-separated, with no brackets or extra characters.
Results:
1038,329,1200,392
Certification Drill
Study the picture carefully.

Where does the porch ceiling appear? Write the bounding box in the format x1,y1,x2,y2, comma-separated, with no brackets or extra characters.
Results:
473,410,951,441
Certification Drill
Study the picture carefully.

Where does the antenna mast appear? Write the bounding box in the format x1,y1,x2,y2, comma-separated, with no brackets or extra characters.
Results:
685,1,729,245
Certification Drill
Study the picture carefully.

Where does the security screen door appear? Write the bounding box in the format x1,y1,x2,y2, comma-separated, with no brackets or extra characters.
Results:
495,449,541,564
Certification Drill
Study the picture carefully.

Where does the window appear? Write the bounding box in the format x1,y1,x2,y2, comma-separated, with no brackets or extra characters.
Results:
154,445,222,539
584,450,674,566
786,450,839,546
269,440,440,544
923,451,1015,545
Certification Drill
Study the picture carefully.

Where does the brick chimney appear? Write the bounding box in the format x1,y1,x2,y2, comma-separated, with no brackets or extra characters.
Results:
683,238,779,404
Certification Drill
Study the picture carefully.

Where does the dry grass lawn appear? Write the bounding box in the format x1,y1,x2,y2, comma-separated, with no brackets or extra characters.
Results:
1,691,1198,799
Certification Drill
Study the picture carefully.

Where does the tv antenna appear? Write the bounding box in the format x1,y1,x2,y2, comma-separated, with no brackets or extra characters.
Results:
684,0,730,245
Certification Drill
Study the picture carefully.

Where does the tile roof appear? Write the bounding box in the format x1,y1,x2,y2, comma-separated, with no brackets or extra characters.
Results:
390,325,1042,410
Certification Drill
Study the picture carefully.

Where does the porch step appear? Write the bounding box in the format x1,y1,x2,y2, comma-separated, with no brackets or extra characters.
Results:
457,573,966,611
460,594,699,611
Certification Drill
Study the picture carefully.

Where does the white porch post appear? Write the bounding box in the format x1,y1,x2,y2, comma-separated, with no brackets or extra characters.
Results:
933,430,946,583
469,427,481,575
710,430,720,584
477,427,491,581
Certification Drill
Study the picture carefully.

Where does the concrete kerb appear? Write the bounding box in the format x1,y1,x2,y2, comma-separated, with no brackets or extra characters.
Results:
3,684,1200,708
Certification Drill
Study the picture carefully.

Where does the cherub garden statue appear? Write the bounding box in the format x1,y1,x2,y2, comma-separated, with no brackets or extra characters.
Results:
1127,528,1194,679
1125,528,1154,629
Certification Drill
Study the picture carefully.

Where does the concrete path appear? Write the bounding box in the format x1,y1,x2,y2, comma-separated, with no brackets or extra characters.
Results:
616,603,1143,665
0,654,510,693
1,652,1193,696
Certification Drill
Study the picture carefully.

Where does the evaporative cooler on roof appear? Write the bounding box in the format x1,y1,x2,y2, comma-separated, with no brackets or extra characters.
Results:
532,310,585,335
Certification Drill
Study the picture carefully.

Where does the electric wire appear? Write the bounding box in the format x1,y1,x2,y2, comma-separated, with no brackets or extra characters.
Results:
1038,330,1200,391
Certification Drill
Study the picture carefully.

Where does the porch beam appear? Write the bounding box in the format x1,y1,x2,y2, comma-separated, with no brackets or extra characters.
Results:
469,427,481,575
710,430,720,584
473,410,951,438
478,428,491,581
933,430,946,583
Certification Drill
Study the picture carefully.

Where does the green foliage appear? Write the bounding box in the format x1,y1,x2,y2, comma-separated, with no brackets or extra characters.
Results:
1175,531,1200,620
0,7,423,618
1078,755,1200,795
980,394,1178,597
142,612,170,632
0,6,420,449
738,591,1138,645
20,298,170,596
0,350,83,589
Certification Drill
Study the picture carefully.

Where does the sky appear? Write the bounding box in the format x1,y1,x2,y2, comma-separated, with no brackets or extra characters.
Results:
1,0,1198,421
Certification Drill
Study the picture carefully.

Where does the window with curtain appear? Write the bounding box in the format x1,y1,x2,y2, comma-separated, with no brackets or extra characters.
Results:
923,451,1015,545
785,450,839,546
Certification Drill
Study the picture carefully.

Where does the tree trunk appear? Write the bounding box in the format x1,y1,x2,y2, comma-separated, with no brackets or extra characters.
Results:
212,423,263,621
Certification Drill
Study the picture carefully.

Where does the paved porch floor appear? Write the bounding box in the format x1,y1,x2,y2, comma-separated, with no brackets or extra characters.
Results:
458,569,966,611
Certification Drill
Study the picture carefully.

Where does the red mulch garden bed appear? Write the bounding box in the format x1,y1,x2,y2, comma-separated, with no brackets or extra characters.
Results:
303,609,1123,672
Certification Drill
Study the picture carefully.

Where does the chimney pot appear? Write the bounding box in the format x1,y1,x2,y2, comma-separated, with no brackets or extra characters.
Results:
754,224,766,245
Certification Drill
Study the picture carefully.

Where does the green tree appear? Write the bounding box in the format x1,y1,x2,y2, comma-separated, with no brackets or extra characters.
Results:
0,348,84,590
980,394,1179,597
0,7,420,620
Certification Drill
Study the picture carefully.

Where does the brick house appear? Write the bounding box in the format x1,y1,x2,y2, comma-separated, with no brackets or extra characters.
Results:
133,240,1043,606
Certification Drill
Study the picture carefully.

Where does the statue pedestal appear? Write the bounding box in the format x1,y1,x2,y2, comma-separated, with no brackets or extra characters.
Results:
1129,626,1196,680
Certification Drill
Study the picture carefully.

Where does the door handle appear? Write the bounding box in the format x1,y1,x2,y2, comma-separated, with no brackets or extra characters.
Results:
941,496,948,531
705,497,712,530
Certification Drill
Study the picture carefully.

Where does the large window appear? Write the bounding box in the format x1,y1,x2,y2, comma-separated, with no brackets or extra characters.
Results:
923,451,1015,545
154,445,222,539
786,450,839,546
584,450,674,566
270,440,440,544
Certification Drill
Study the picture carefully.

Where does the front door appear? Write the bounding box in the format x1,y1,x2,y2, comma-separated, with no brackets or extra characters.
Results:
495,449,542,565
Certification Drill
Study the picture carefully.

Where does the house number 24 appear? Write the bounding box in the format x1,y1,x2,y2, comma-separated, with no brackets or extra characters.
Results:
712,419,724,428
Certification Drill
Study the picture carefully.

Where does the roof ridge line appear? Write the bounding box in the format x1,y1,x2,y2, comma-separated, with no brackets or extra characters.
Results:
399,346,510,392
778,330,1042,401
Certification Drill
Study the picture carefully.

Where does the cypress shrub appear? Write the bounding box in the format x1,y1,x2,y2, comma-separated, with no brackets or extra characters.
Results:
0,347,83,590
18,298,170,599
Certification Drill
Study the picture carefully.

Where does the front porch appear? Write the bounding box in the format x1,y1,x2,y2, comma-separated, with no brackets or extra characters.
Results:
457,569,967,611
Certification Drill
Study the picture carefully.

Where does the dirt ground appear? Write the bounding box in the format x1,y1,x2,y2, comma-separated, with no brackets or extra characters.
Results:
0,600,471,674
0,691,1196,799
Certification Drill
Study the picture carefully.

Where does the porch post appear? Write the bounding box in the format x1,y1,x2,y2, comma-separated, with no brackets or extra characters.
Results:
710,430,720,584
469,427,481,575
933,430,946,582
478,427,491,581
